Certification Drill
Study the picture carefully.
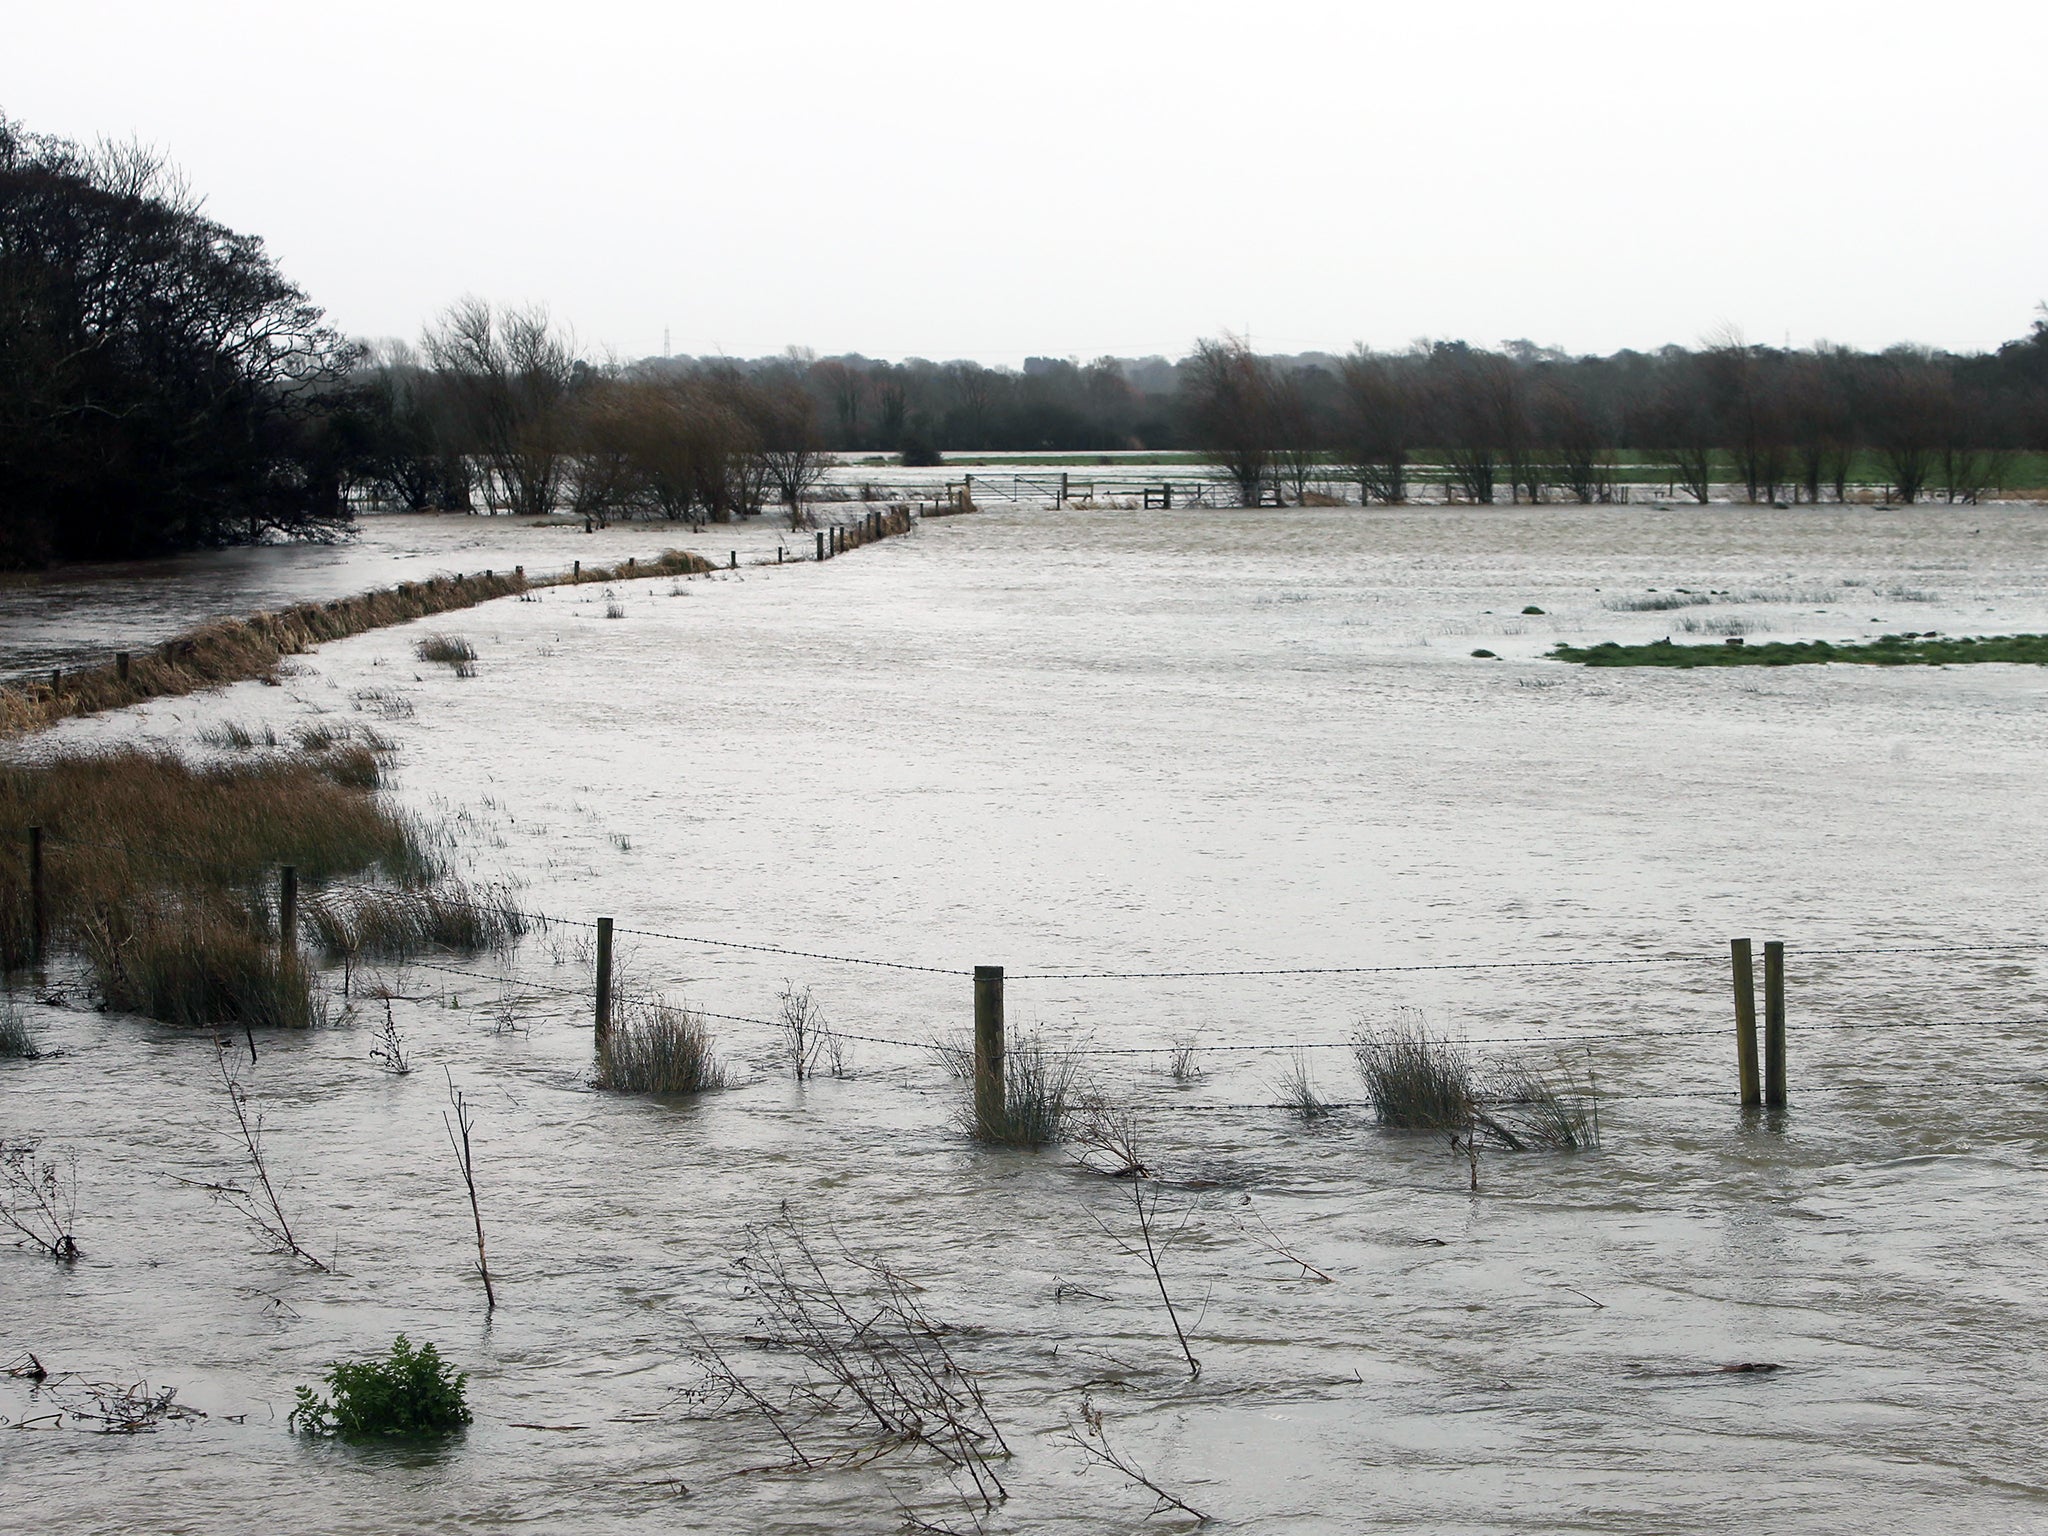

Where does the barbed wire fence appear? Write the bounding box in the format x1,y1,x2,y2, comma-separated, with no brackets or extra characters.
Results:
18,824,2047,1118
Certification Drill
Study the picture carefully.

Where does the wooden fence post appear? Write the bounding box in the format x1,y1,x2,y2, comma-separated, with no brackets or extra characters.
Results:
1764,940,1787,1107
595,916,614,1038
278,866,298,955
1057,472,1068,508
729,550,737,570
1731,937,1761,1107
573,559,581,582
27,826,44,964
816,530,826,561
974,965,1005,1138
116,652,131,681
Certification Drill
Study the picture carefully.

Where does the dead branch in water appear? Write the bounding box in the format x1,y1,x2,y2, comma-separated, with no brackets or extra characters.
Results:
1235,1197,1333,1283
444,1070,495,1310
683,1211,1009,1512
1065,1392,1210,1523
172,1040,327,1269
0,1141,80,1259
1089,1182,1202,1379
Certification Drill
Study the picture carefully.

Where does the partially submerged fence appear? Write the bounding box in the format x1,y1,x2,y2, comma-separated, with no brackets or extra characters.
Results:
142,853,2033,1129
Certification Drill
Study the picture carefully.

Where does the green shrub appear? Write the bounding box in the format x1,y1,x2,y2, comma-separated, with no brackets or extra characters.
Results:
290,1335,470,1438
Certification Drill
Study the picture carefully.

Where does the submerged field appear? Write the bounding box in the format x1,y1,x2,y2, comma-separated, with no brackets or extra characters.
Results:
5,502,2047,1533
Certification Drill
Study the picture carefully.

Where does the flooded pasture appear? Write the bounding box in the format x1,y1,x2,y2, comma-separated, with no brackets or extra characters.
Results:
5,501,2048,1534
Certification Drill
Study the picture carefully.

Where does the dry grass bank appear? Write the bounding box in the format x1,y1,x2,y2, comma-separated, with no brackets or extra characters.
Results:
0,547,717,738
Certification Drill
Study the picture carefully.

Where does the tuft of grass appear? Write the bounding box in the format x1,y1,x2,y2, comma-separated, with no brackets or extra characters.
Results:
304,882,527,964
1354,1025,1476,1131
1275,1050,1334,1120
0,993,37,1057
414,633,477,667
0,747,435,975
604,599,627,620
198,721,277,750
593,996,726,1094
84,899,316,1030
1485,1058,1600,1150
1602,592,1712,612
970,1040,1081,1147
1551,633,2048,669
1677,615,1769,636
290,1336,470,1439
925,1028,975,1079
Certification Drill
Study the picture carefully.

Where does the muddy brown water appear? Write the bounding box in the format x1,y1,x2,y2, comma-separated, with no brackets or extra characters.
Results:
4,502,2047,1533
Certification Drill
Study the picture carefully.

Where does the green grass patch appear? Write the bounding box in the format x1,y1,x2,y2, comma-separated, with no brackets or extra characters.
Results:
1549,634,2048,668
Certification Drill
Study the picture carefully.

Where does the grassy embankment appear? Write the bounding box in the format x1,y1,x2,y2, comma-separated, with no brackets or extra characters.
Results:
0,747,524,1028
1549,634,2048,668
0,550,716,738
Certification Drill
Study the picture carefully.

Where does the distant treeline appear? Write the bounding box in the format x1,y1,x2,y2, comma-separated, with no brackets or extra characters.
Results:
7,111,2048,568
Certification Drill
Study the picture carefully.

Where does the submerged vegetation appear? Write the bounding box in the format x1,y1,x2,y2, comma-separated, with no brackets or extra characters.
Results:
289,1336,470,1439
1354,1023,1599,1151
1550,633,2048,668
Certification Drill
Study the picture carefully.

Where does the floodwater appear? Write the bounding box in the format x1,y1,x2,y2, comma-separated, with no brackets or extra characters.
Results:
5,502,2048,1534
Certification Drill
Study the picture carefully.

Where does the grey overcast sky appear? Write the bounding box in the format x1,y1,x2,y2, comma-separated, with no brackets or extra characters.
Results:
7,0,2044,364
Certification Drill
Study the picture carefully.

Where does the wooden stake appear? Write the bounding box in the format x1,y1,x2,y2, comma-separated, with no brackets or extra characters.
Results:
1764,940,1787,1107
594,916,614,1038
816,531,826,561
27,826,44,964
974,965,1005,1138
116,652,130,681
729,550,737,570
573,559,581,582
1731,937,1761,1107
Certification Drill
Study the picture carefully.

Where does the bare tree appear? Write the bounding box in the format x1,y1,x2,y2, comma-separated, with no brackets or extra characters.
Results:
1866,361,1943,503
1705,336,1791,503
1534,377,1615,503
1644,356,1718,503
422,298,578,516
1181,335,1277,506
753,374,830,515
1268,367,1325,503
1333,348,1416,503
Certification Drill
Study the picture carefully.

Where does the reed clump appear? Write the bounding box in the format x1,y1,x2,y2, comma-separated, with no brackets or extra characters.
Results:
593,996,725,1094
1353,1024,1601,1151
304,881,528,965
83,898,318,1029
0,993,36,1057
0,747,480,1030
415,633,476,677
971,1040,1081,1147
1354,1025,1477,1131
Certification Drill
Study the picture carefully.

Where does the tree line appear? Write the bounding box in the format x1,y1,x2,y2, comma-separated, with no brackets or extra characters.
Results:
1176,330,2048,507
7,110,2048,567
